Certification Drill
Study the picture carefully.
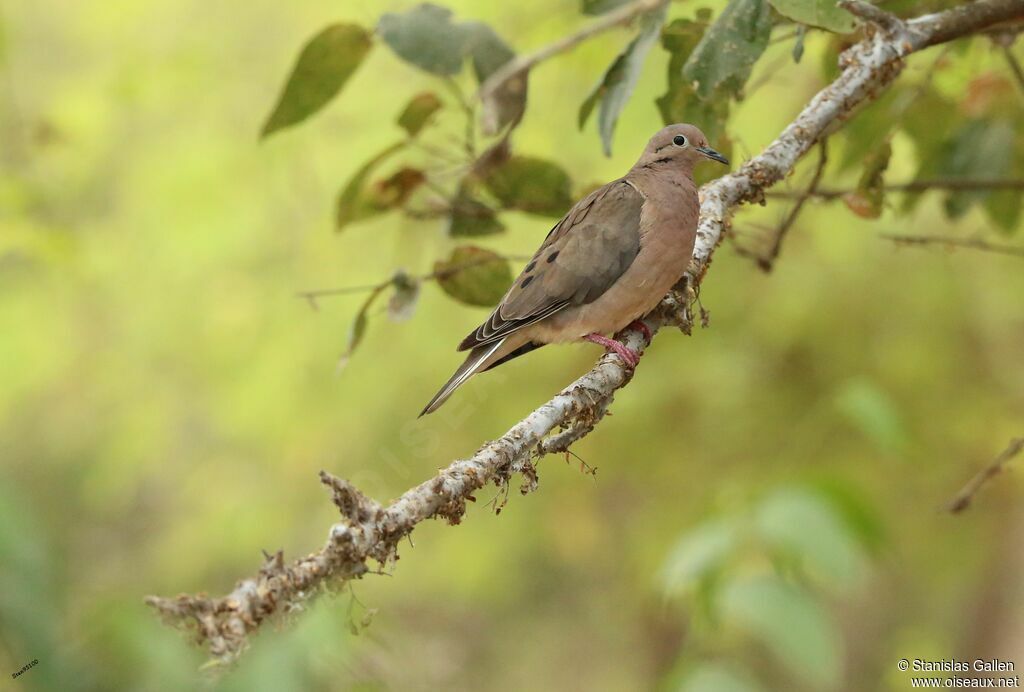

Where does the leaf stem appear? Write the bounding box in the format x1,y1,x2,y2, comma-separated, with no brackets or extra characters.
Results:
477,0,669,105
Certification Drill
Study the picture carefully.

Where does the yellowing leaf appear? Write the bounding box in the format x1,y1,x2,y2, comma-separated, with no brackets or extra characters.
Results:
466,23,526,135
842,141,890,219
335,142,405,230
396,92,442,136
261,24,372,138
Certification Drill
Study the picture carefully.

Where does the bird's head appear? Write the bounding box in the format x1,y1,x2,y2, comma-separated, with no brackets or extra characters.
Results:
635,124,729,172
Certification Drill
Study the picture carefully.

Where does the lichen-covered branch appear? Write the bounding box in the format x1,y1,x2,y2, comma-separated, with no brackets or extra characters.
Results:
147,0,1024,666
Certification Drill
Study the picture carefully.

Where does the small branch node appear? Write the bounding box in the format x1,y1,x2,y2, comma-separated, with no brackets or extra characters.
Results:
319,471,383,523
838,0,906,34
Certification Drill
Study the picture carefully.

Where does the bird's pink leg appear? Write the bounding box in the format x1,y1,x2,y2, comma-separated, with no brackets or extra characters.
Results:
584,333,640,369
622,319,652,342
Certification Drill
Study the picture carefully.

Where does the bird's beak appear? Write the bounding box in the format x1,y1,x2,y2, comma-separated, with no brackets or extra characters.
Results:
697,146,729,165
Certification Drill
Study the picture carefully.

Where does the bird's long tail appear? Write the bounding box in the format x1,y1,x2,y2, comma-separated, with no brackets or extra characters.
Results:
419,338,506,417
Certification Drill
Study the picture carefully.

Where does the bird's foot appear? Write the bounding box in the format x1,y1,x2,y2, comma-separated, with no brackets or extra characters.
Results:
620,319,652,342
584,333,640,370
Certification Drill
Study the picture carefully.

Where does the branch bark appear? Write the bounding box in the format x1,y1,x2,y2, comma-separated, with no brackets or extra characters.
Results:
147,0,1024,665
882,233,1024,258
947,438,1024,513
765,178,1024,200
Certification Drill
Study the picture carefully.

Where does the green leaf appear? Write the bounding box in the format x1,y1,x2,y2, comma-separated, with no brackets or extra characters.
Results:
662,518,739,593
466,23,526,134
582,0,632,15
791,25,806,62
755,487,867,592
834,379,909,454
837,87,910,172
721,576,842,688
680,663,766,692
898,87,958,211
378,8,524,134
656,15,731,166
809,478,886,552
338,286,387,370
934,119,1020,232
433,246,513,307
842,140,890,219
397,92,443,136
483,156,573,217
768,0,855,33
335,142,406,230
448,191,506,237
579,7,666,156
261,24,372,138
378,4,469,76
682,0,772,100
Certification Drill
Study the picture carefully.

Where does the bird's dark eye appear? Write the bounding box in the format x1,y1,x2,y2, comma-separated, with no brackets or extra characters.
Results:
673,134,688,147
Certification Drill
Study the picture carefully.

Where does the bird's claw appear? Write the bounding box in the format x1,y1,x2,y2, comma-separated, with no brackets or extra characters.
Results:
584,333,641,370
622,319,652,342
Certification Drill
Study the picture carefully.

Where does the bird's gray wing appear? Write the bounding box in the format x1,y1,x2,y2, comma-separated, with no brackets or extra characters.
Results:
458,179,644,351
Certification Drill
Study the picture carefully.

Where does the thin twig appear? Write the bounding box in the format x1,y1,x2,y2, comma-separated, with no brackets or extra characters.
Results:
477,0,668,105
881,233,1024,258
755,139,829,272
947,438,1024,513
297,282,393,303
765,178,1024,199
769,29,802,45
839,0,904,34
1001,44,1024,95
442,77,476,158
296,254,534,307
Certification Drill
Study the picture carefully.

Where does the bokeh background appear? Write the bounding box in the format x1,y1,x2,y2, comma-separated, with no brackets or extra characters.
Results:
1,1,1022,690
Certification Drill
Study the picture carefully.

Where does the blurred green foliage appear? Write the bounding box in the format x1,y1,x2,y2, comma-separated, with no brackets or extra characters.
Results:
1,0,1022,690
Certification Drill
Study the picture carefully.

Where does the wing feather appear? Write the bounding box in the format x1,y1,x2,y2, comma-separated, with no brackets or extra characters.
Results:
458,179,644,351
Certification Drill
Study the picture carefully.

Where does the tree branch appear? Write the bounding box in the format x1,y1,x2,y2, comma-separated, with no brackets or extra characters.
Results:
881,233,1024,258
765,178,1024,200
947,438,1024,513
147,0,1024,666
748,139,829,273
477,0,668,106
295,254,533,308
1000,43,1024,95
